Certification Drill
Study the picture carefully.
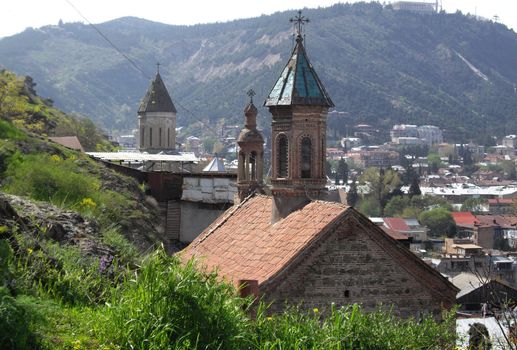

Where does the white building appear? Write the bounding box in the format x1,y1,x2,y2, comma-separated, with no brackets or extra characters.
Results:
417,125,443,146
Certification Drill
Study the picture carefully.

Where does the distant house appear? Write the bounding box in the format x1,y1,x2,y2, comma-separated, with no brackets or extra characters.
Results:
452,272,517,312
488,198,515,215
48,136,84,152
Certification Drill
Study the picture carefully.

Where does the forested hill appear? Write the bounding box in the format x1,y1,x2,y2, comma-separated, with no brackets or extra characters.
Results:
1,2,517,141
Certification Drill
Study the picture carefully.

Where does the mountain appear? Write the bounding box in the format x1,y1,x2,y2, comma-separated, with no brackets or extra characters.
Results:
1,2,517,141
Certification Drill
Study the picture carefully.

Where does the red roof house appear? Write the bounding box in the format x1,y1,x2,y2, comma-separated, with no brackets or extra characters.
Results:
182,195,458,317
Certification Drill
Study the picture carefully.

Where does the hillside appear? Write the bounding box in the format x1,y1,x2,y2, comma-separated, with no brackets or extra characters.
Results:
1,2,517,141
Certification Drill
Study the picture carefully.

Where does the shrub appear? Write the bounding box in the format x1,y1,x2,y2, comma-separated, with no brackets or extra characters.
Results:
99,249,253,350
0,287,38,350
12,233,115,306
254,304,457,349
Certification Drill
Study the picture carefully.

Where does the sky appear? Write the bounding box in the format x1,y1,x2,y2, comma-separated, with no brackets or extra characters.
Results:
0,0,516,39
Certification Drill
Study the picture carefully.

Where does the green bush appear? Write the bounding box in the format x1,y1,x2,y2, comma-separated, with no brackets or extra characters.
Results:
254,304,456,349
0,287,38,350
12,233,115,306
99,249,253,350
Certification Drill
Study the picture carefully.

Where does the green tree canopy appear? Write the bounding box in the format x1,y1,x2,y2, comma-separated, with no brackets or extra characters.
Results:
418,208,457,237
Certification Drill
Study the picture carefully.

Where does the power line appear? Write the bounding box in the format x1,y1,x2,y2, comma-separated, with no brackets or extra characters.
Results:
64,0,223,140
65,0,150,80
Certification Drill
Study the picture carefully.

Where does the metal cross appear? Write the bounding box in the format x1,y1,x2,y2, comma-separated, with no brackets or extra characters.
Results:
247,89,256,103
290,10,309,36
156,62,160,73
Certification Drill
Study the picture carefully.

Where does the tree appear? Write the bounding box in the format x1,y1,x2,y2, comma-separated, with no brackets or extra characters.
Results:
336,158,348,185
418,208,457,237
461,198,488,214
427,153,442,174
408,175,421,197
347,178,359,207
359,167,401,216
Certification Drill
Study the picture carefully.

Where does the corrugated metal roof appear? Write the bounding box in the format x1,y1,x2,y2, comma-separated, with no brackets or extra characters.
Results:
264,36,333,107
86,152,198,162
203,157,226,172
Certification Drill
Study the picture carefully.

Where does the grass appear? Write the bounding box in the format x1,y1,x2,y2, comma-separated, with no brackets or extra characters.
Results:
1,238,459,350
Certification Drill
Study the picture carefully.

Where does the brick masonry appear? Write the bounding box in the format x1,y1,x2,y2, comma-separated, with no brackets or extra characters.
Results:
262,217,452,318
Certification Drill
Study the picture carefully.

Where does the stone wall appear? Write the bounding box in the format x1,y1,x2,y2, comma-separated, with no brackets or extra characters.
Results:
262,218,450,318
182,176,237,204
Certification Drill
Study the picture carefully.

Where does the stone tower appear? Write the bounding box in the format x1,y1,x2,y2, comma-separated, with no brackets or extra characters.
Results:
138,67,177,153
237,90,264,202
264,11,334,222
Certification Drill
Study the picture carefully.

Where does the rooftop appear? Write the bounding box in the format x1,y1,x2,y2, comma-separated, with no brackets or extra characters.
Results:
264,35,333,107
138,72,177,113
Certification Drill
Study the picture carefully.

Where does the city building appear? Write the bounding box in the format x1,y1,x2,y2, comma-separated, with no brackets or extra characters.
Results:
417,125,443,146
391,1,437,13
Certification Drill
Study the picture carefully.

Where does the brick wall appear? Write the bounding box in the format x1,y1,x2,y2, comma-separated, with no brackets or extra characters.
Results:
262,219,450,318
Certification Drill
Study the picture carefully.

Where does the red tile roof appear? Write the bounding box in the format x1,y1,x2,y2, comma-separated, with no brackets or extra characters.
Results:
475,215,513,229
488,198,515,205
383,217,410,232
451,212,477,227
381,226,410,241
181,195,348,286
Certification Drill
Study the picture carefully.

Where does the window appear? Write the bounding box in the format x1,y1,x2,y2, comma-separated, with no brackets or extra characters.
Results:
149,128,153,147
159,128,162,147
277,134,288,178
250,151,257,180
168,128,170,147
141,127,145,147
301,137,312,178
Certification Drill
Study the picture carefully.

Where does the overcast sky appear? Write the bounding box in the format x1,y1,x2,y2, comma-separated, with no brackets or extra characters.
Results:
0,0,516,39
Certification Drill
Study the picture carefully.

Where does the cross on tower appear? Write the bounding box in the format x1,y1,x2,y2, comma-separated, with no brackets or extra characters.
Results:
290,10,309,36
247,88,256,103
156,62,160,74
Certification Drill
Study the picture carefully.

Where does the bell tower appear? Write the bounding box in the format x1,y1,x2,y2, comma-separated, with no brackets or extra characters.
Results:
264,11,334,222
138,63,177,154
237,89,264,202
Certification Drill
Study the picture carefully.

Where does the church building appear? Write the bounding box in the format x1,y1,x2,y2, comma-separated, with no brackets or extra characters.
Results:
138,67,177,153
181,11,458,317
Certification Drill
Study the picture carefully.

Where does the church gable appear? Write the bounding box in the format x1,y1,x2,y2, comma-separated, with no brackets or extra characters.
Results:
262,211,457,318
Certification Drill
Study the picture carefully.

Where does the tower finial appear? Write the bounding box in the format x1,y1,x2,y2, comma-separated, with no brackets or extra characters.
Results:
289,10,309,37
247,88,256,104
156,62,160,74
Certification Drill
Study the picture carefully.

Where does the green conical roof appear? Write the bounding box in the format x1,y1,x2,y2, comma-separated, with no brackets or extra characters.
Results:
138,73,177,113
264,35,334,107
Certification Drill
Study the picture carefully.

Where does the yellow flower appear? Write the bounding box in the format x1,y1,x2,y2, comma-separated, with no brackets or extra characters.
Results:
0,225,8,234
27,248,33,255
313,307,319,313
80,197,97,210
267,317,272,321
50,154,61,162
72,339,82,350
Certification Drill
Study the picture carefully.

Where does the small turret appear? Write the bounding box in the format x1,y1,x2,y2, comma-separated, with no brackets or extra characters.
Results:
237,89,264,202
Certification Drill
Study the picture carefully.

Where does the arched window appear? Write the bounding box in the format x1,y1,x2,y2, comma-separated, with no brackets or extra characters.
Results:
149,128,153,147
301,137,312,179
159,128,162,147
277,134,288,178
167,128,171,147
250,151,257,180
141,127,145,147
